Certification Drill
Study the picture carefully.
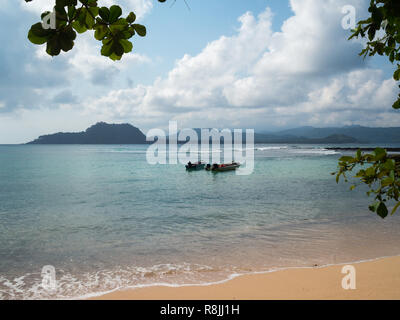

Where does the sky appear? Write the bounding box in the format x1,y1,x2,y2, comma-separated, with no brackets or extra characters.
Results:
0,0,399,143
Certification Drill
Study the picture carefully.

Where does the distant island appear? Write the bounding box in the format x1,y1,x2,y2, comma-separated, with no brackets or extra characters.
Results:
27,122,148,144
26,122,400,145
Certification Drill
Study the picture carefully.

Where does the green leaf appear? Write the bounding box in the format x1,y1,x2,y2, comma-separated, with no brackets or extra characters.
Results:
77,8,87,24
88,6,99,19
121,30,133,39
28,31,48,45
377,202,388,219
28,31,47,45
368,25,376,41
98,7,110,22
132,24,146,36
393,99,400,110
101,39,113,57
55,6,68,23
83,7,99,29
109,52,122,61
383,159,396,171
371,7,383,28
113,41,124,56
389,50,395,63
85,10,95,28
381,177,394,187
339,156,355,162
109,19,128,33
64,26,76,40
28,23,52,45
356,149,362,160
68,5,76,20
394,68,400,81
72,20,87,33
54,27,76,53
109,5,122,23
119,39,133,53
59,35,74,52
94,25,109,40
30,22,52,37
126,12,136,23
46,36,61,56
365,167,376,177
373,147,386,161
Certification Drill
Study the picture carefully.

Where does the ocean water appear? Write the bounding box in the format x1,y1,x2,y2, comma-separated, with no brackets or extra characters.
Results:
1,144,400,299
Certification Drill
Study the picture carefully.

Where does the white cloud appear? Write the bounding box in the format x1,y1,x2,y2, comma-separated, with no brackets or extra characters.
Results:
67,34,151,76
27,3,152,87
19,0,54,14
79,0,399,130
32,29,151,91
0,106,104,144
5,0,399,140
82,7,275,123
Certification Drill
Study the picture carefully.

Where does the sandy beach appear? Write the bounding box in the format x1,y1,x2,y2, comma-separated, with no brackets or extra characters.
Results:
93,256,400,300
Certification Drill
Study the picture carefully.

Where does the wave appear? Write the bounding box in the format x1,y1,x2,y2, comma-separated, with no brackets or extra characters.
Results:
90,146,338,156
256,146,289,151
97,150,147,154
2,254,398,300
0,263,218,300
290,148,339,155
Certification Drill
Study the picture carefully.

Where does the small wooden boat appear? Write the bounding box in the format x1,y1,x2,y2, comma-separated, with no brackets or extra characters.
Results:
186,161,206,170
205,162,241,172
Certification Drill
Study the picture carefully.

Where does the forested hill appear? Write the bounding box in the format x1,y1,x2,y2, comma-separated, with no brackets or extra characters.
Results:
27,122,148,144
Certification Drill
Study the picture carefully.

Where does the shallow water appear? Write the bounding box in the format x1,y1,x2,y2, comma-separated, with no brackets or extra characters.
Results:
1,144,400,299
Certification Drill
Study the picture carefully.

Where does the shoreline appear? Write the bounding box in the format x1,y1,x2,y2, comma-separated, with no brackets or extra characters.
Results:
90,255,400,300
326,147,400,152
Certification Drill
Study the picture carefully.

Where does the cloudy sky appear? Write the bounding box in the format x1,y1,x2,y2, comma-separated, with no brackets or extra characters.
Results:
0,0,399,143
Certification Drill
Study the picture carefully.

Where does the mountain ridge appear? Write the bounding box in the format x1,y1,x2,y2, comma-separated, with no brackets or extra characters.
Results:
274,125,400,143
26,122,400,144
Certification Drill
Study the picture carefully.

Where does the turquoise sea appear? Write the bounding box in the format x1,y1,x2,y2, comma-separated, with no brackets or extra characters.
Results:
1,144,400,299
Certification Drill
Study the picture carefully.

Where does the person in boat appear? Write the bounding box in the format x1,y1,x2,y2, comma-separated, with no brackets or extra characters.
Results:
188,161,192,168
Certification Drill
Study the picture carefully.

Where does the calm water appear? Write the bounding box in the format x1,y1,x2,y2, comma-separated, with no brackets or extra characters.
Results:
1,144,400,299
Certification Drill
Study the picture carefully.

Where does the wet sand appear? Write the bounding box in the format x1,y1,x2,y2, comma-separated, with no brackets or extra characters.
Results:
92,256,400,300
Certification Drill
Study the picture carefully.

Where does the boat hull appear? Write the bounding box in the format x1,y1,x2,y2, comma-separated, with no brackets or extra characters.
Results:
205,163,241,172
213,164,240,172
186,164,206,171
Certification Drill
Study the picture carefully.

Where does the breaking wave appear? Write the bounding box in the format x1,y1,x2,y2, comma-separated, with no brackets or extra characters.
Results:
0,263,223,300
